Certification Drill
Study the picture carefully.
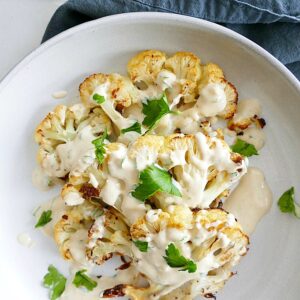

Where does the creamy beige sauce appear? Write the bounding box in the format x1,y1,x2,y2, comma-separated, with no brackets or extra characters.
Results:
224,167,273,234
36,196,66,237
42,125,96,178
100,144,146,224
32,166,53,191
17,232,35,248
52,90,68,99
60,266,139,300
156,70,177,90
240,127,266,150
68,229,91,266
155,107,201,136
197,83,227,117
233,99,261,123
156,83,227,135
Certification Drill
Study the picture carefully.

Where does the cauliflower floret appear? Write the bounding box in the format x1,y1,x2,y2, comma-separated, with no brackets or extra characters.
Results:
128,135,164,170
198,63,238,119
127,50,167,86
54,200,103,261
227,98,264,131
165,52,201,82
61,181,102,206
129,208,248,299
35,104,111,179
79,73,141,132
165,52,201,103
60,154,107,206
80,73,138,108
198,63,224,89
86,207,131,265
157,133,246,209
131,206,193,240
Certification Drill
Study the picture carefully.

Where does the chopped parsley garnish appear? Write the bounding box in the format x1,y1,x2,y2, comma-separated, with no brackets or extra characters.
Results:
92,130,107,164
132,164,182,201
35,210,52,228
133,240,148,252
231,139,258,157
72,269,97,291
121,121,142,134
164,243,197,273
278,187,300,218
142,93,171,131
43,265,67,300
93,93,105,104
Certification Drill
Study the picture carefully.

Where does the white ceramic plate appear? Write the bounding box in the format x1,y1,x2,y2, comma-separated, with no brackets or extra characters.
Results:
0,12,300,300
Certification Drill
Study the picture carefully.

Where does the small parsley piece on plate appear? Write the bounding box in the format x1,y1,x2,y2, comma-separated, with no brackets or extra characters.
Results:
92,93,105,104
231,139,258,157
133,240,148,252
43,265,67,300
72,269,97,291
121,121,142,134
92,130,107,164
35,210,52,228
142,93,171,131
164,243,197,273
278,187,300,218
132,164,181,201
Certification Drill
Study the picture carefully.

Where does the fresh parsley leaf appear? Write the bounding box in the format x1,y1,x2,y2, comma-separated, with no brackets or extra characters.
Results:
35,210,52,228
132,165,181,201
164,243,197,273
278,187,300,218
92,130,107,164
142,93,171,131
93,93,105,104
72,269,97,291
231,139,258,157
121,122,142,134
43,265,67,300
133,240,148,252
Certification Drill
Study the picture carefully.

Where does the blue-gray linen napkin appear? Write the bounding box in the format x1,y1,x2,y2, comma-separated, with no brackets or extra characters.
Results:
42,0,300,80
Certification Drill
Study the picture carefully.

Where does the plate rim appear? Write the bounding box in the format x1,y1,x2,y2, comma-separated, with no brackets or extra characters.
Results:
0,12,299,94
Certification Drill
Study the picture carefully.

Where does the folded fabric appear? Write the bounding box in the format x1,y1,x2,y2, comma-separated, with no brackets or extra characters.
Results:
42,0,300,80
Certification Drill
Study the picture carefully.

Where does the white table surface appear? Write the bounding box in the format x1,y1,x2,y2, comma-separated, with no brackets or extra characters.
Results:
0,0,65,80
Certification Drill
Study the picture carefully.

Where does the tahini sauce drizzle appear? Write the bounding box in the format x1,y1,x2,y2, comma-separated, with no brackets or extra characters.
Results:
156,83,227,135
223,167,272,235
100,144,147,224
233,99,261,123
17,232,35,248
60,266,138,300
36,196,66,237
240,127,266,150
52,90,68,99
42,125,96,178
